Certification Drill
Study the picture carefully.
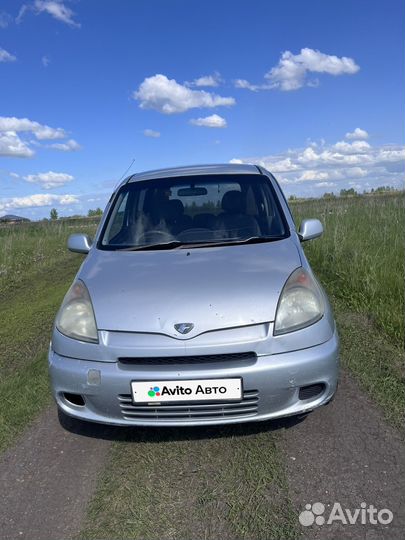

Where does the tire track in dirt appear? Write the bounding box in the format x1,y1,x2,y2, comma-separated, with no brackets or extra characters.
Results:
0,407,111,540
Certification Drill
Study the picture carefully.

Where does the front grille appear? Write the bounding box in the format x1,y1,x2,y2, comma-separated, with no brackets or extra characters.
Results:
118,389,259,421
118,352,256,366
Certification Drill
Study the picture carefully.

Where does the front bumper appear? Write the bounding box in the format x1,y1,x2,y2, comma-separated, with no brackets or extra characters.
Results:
49,330,339,427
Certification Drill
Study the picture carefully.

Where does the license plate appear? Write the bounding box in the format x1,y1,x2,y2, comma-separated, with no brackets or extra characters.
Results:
131,378,242,403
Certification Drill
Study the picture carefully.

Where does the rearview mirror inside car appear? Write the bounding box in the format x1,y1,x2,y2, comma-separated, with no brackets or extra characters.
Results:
177,187,208,196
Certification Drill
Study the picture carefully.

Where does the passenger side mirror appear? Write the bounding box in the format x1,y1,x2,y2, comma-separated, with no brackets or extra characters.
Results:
67,233,92,254
298,219,323,242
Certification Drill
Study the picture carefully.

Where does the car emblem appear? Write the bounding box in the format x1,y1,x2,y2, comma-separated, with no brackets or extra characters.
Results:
174,323,194,334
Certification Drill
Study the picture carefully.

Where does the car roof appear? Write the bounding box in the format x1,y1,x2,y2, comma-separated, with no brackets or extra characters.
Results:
124,163,262,185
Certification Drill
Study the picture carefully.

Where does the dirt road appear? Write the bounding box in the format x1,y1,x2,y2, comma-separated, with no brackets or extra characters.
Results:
0,408,111,540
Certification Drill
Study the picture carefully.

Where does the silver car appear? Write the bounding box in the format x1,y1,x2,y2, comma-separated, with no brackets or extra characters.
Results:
49,164,339,427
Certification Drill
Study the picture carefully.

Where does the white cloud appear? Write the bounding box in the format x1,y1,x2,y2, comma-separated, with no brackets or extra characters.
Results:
0,116,79,157
133,74,235,114
187,73,222,87
0,132,34,157
23,171,74,189
50,138,81,151
315,181,336,188
143,129,161,138
87,197,104,203
0,11,13,28
41,55,50,67
0,193,78,213
345,127,369,140
298,170,330,182
15,4,29,24
333,140,371,154
235,48,359,92
0,116,66,140
229,130,405,196
233,79,261,91
349,167,368,177
270,157,299,173
0,47,16,62
266,48,359,91
189,114,227,128
17,1,80,28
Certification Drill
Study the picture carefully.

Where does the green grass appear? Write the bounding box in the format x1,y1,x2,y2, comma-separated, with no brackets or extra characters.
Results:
0,256,82,452
0,352,50,451
0,218,98,295
0,220,97,452
291,193,405,346
334,299,404,430
291,193,404,428
79,425,298,540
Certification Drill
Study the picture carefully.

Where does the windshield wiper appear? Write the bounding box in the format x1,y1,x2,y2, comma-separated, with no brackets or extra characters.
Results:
228,236,285,245
120,241,183,251
176,236,286,249
116,236,285,251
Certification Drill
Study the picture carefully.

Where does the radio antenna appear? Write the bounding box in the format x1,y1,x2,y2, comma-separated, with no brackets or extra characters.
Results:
117,158,136,183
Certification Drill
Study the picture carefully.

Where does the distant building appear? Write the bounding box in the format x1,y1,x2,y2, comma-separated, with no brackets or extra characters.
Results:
0,214,31,224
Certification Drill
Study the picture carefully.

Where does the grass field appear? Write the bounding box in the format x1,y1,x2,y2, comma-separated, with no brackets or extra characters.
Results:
291,193,404,347
0,219,98,452
0,218,99,295
0,194,403,538
291,193,404,427
291,193,405,427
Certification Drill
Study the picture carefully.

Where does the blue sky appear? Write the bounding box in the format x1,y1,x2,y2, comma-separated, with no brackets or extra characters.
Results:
0,0,404,219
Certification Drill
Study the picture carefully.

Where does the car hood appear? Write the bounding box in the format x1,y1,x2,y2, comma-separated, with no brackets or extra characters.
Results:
78,239,301,339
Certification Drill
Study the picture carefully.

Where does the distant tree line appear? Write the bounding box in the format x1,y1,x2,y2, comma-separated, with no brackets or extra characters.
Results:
48,207,103,220
325,186,400,199
289,185,402,201
87,208,103,217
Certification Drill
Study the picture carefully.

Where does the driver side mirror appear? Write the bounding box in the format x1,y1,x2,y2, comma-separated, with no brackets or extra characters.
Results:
67,233,93,254
298,219,323,242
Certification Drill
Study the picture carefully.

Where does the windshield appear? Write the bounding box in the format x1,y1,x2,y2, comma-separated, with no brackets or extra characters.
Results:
99,174,289,250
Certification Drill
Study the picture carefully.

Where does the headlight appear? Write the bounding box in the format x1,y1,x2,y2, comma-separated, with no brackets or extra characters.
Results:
56,280,98,343
274,267,324,335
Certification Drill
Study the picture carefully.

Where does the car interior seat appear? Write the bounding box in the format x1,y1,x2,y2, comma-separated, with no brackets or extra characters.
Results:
216,190,260,238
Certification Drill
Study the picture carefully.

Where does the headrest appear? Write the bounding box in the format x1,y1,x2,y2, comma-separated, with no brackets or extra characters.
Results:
221,190,244,214
160,199,184,219
170,199,185,216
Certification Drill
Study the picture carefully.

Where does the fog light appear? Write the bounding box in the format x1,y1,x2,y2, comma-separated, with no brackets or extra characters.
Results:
87,368,101,385
63,393,85,406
